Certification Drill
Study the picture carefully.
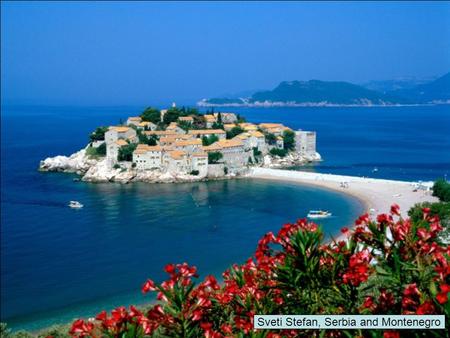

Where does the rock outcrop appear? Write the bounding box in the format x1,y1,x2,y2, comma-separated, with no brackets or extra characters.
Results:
39,148,320,184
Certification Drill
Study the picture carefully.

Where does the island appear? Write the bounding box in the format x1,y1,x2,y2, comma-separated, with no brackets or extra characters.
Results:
39,104,321,183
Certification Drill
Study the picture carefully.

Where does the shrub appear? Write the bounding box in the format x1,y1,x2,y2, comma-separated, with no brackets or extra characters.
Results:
226,126,244,139
113,164,120,169
208,152,223,164
265,132,277,145
68,206,450,338
140,107,161,124
270,148,288,157
202,135,219,146
89,126,109,142
85,144,106,158
283,129,295,150
132,162,137,168
118,143,137,162
190,170,199,176
252,147,262,157
433,179,450,202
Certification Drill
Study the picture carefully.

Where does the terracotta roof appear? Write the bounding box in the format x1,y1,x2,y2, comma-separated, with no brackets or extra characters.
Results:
188,129,226,135
115,139,128,146
128,117,141,121
204,114,216,121
169,150,186,160
178,116,194,122
133,144,162,154
249,131,264,138
259,123,284,129
139,121,154,127
192,152,208,157
145,130,178,136
203,144,223,152
111,126,130,133
174,139,202,147
216,139,244,148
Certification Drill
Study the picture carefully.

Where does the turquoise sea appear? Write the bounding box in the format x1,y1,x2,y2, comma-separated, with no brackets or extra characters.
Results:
1,104,449,331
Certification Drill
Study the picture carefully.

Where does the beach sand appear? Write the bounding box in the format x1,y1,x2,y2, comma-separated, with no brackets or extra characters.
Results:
250,168,438,218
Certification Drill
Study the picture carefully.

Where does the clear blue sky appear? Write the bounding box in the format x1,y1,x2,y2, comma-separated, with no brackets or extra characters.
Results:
1,1,450,105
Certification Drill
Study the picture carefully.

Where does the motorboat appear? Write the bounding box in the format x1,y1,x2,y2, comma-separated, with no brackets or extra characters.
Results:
69,201,84,209
307,210,332,219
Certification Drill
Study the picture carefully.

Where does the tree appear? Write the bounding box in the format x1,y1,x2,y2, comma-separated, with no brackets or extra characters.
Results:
226,126,244,139
270,148,288,157
147,135,158,146
89,126,109,142
265,132,277,145
202,135,219,146
208,152,223,164
283,130,296,150
140,107,161,124
118,143,137,162
432,179,450,202
217,112,223,124
163,107,182,125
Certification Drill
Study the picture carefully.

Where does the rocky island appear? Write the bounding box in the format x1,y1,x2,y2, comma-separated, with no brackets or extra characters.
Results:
39,104,321,183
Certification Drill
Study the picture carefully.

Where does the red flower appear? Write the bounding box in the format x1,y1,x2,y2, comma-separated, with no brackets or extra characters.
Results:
416,301,435,314
384,331,400,338
142,279,156,293
342,250,371,286
70,319,94,337
436,284,449,304
341,227,350,236
390,204,400,216
95,310,107,322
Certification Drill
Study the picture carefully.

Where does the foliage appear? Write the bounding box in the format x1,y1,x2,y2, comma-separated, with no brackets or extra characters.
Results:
409,201,450,241
67,206,450,337
140,107,161,124
178,120,193,131
208,152,223,164
253,147,262,157
163,107,183,125
433,179,450,202
216,112,223,124
270,148,288,157
118,143,137,162
89,126,109,142
236,114,246,123
190,170,200,176
113,164,120,169
264,132,277,145
226,126,244,139
147,135,158,146
202,135,219,146
85,143,106,158
211,122,224,130
282,130,295,150
224,167,228,175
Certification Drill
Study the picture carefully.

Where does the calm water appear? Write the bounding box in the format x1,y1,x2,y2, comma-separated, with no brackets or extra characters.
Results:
1,104,448,331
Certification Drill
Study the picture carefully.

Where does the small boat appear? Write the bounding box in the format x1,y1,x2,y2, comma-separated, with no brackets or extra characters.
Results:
307,210,332,219
372,167,379,173
68,201,83,209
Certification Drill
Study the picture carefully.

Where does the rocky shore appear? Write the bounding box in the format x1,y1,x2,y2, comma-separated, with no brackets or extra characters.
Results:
39,147,319,184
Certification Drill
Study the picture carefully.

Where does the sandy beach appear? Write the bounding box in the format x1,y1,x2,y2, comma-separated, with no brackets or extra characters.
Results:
250,168,438,218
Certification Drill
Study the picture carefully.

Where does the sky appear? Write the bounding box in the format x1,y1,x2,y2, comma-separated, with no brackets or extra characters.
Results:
1,1,450,106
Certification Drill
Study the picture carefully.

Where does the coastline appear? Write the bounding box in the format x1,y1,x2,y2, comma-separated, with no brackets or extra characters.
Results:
249,168,438,218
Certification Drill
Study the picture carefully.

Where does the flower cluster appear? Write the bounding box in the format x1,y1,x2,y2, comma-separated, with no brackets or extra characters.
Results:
70,206,450,338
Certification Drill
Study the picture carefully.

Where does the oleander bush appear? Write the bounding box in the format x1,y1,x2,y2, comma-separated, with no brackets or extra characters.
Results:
67,205,449,338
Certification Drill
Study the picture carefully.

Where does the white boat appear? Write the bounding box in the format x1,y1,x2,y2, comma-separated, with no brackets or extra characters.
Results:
68,201,83,209
307,210,332,219
372,167,379,172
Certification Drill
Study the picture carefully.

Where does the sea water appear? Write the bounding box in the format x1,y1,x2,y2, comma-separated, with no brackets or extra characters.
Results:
1,104,448,331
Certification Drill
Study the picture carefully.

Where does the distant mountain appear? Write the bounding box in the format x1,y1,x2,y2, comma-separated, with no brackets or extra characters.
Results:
388,72,450,103
198,73,450,107
362,78,434,93
250,80,401,105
